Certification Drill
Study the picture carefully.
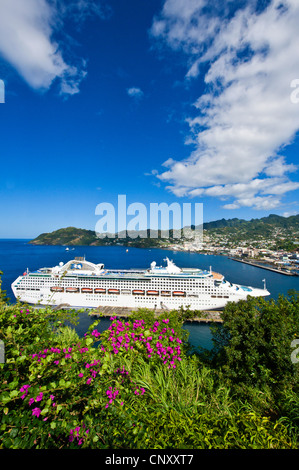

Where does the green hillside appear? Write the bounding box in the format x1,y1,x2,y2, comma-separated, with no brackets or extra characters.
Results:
29,214,299,249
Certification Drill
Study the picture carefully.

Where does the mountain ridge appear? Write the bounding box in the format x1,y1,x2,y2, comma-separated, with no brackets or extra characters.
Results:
28,213,299,248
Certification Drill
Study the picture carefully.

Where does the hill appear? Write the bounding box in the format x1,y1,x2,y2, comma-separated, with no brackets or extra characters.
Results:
29,227,175,248
29,214,299,249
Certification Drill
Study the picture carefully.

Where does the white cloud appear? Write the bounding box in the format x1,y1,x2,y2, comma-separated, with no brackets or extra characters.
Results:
56,0,112,23
127,87,144,99
151,0,299,209
0,0,104,95
282,210,298,217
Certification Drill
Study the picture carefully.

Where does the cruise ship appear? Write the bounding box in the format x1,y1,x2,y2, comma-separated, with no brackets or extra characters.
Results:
11,257,270,310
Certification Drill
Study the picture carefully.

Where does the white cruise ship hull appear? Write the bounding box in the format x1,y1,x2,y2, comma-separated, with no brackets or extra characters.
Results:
11,257,270,311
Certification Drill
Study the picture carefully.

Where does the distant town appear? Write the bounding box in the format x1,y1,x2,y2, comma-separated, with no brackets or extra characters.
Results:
162,218,299,276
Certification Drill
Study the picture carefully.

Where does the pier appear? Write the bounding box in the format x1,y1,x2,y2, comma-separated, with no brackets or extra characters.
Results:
229,257,298,276
88,306,223,323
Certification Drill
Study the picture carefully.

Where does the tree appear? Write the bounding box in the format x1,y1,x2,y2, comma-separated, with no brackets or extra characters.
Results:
210,292,299,392
0,271,9,304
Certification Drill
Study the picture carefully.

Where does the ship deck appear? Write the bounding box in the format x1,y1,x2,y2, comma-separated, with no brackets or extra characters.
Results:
30,268,213,280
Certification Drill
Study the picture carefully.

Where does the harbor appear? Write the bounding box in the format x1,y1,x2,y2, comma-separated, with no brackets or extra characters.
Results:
88,305,223,323
229,257,298,276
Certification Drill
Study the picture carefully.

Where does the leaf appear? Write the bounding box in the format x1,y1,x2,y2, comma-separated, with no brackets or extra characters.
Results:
85,337,93,346
0,394,11,404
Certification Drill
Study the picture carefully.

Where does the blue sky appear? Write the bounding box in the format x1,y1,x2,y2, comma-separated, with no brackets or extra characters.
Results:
0,0,299,238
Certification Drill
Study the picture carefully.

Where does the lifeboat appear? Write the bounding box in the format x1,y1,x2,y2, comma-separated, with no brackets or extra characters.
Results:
132,289,145,295
81,288,93,293
161,291,171,297
94,288,106,294
121,289,131,295
146,290,159,296
50,286,64,293
108,289,120,294
172,291,186,297
66,287,79,293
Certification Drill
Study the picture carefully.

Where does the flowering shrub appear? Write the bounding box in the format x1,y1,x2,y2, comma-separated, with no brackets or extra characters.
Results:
0,292,297,449
100,316,183,369
0,301,189,448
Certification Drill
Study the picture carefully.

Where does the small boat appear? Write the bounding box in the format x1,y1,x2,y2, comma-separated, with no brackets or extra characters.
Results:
66,287,79,293
161,291,171,297
172,291,186,297
94,288,106,294
132,289,145,295
121,289,131,295
81,288,93,293
108,289,120,294
146,290,159,296
50,286,64,293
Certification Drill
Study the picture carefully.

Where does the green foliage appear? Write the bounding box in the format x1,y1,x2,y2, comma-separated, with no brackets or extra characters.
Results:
0,271,10,304
0,286,298,448
210,292,299,389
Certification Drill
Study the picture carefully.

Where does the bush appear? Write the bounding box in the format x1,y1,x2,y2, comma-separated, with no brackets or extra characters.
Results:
0,287,298,448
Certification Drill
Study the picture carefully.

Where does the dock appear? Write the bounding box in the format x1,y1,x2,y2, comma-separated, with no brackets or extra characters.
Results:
229,257,298,276
88,306,223,323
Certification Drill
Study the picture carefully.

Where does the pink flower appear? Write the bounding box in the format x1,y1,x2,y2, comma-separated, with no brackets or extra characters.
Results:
35,392,43,402
32,407,41,418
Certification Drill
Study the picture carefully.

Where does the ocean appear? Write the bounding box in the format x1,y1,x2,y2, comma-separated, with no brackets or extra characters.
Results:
0,239,298,351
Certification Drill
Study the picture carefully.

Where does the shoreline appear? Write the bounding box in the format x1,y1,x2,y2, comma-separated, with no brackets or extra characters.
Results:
229,257,298,276
88,306,223,323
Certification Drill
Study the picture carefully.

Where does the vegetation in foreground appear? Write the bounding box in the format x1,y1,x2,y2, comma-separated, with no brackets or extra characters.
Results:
0,274,298,449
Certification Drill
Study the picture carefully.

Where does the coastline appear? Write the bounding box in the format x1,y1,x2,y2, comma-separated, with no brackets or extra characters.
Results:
229,256,298,276
88,305,223,323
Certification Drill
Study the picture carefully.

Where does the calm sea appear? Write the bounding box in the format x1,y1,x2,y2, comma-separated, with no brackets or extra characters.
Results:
0,240,298,351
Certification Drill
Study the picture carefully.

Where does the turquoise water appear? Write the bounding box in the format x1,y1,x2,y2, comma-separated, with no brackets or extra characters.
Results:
0,240,298,350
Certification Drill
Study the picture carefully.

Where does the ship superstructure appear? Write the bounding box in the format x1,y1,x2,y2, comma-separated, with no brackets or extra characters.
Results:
12,257,270,310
